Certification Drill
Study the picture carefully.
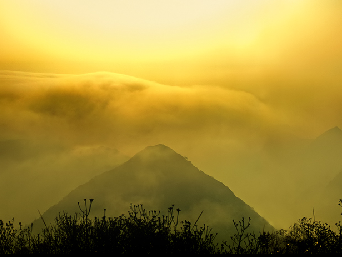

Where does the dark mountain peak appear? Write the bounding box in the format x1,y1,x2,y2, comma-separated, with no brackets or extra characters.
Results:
32,144,274,241
142,144,175,154
129,144,187,165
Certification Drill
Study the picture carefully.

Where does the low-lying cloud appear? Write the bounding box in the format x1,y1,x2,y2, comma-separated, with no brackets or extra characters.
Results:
0,71,278,151
1,69,342,230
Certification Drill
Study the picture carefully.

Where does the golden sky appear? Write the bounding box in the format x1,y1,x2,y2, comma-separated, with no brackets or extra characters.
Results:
1,0,341,139
1,0,342,230
2,0,340,78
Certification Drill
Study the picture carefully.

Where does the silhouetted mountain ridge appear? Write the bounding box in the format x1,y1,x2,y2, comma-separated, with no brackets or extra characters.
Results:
32,144,274,242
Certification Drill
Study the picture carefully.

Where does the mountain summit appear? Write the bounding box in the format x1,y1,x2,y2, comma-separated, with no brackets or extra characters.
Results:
32,144,273,241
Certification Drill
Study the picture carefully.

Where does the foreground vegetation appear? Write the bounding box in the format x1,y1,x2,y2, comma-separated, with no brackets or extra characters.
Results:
1,200,342,254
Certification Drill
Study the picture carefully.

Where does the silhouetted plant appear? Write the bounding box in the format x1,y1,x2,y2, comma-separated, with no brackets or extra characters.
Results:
220,217,257,254
3,198,342,254
0,200,220,254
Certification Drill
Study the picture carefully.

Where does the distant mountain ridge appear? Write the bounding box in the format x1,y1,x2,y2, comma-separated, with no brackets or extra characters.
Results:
32,144,274,242
313,127,342,225
315,126,342,141
290,126,342,227
310,126,342,154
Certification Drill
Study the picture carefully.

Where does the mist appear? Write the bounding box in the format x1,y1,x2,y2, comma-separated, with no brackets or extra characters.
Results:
1,0,342,233
1,69,342,229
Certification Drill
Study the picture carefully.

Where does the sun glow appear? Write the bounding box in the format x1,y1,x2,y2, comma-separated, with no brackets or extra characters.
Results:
0,0,308,75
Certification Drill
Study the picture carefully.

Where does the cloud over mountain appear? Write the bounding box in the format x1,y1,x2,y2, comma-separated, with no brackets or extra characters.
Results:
0,70,277,151
2,70,342,230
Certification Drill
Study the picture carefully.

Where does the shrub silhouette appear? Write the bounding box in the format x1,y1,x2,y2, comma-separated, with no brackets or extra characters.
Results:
0,201,219,254
2,199,342,254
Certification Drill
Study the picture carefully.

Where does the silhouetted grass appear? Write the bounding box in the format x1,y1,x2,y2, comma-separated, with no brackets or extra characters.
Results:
2,199,342,254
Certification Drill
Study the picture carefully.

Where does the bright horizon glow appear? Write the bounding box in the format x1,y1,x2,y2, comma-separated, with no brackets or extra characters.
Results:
0,0,307,76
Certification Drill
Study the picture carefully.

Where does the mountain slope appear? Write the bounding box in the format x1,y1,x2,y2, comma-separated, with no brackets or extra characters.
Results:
32,144,274,242
295,126,342,226
0,140,129,225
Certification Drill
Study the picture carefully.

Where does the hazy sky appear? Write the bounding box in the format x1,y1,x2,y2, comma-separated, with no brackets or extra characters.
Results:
1,0,342,229
1,0,342,135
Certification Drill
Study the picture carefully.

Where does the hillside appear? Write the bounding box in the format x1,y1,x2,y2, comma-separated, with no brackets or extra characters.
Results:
247,126,342,228
291,126,342,227
32,144,274,242
0,139,129,225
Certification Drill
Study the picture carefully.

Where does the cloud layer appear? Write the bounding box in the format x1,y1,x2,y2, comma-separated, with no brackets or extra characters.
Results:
1,1,342,230
0,71,278,151
1,69,342,229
